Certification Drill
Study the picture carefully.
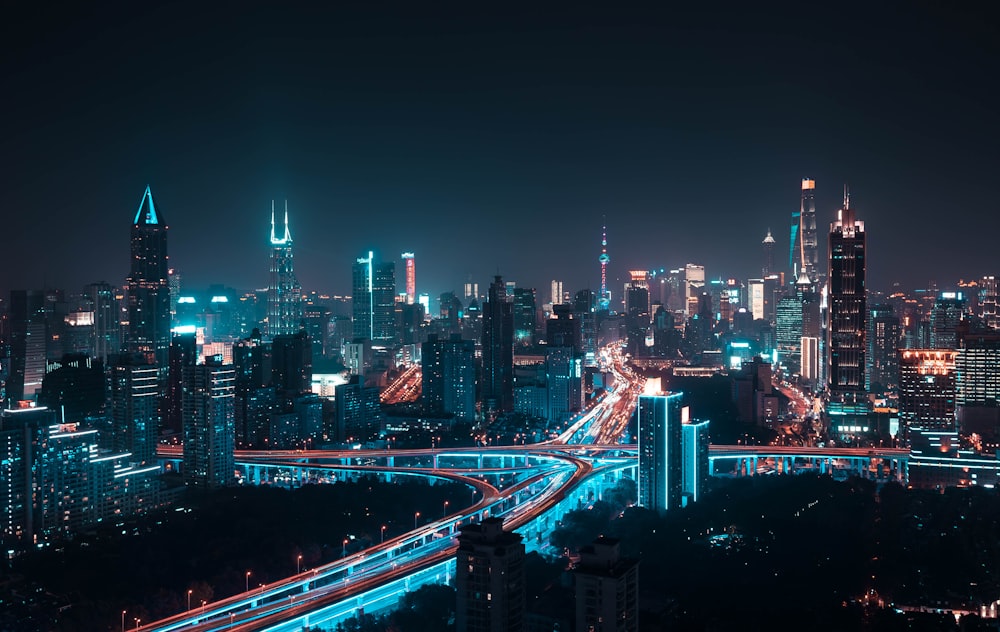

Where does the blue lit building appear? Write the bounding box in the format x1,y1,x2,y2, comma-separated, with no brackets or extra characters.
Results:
110,357,159,465
682,419,710,504
352,251,397,344
422,334,476,421
266,201,304,338
126,186,171,369
182,356,236,488
637,383,684,513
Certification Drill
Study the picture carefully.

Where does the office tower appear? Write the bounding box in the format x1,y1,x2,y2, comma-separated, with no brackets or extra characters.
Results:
682,419,709,503
827,187,866,395
422,333,476,420
126,186,171,369
573,290,598,367
334,376,383,441
733,358,778,425
84,282,120,362
762,229,775,277
271,330,312,404
401,252,416,304
166,333,197,434
684,264,705,312
481,276,514,417
637,380,685,513
352,251,397,343
573,536,639,632
168,268,181,319
955,331,1000,407
7,289,47,404
799,178,818,279
266,201,303,338
0,407,52,544
980,276,999,329
546,346,583,424
930,292,965,349
110,356,159,464
456,517,525,632
550,280,564,306
747,279,765,321
511,288,537,346
775,295,802,372
547,304,582,352
599,221,611,311
394,302,425,346
232,330,272,447
867,304,901,394
899,350,957,436
37,355,106,425
182,356,236,489
800,280,821,382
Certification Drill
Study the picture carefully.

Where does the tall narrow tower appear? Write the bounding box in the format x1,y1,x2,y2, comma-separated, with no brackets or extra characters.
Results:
481,275,514,417
401,253,416,304
266,201,303,338
126,185,171,368
827,186,866,396
599,220,611,311
800,178,818,280
762,229,775,277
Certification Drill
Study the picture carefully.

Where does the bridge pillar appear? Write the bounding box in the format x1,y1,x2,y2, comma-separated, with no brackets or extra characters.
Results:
433,453,439,469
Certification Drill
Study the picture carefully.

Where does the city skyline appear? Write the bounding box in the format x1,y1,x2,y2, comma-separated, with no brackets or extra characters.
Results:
3,4,999,299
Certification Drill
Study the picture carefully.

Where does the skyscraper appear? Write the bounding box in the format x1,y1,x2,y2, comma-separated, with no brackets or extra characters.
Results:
827,187,866,396
761,229,775,277
899,350,957,436
456,517,525,632
511,288,537,345
930,292,965,349
352,251,397,343
126,186,171,369
979,276,999,329
867,304,901,394
637,381,684,513
110,357,159,465
481,275,514,417
422,333,476,421
599,221,611,311
182,356,236,488
266,201,303,338
401,252,416,304
799,178,818,279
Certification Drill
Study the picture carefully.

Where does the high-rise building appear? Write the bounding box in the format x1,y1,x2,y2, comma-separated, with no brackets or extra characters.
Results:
110,356,159,465
867,304,901,394
637,381,684,513
682,419,710,503
182,356,235,488
775,295,802,373
266,201,303,338
125,186,171,369
799,178,818,280
827,188,866,396
334,377,383,441
422,334,476,421
546,346,583,424
979,276,999,329
511,288,537,345
762,229,775,277
85,282,120,363
166,333,197,434
899,350,957,436
232,330,272,447
550,280,564,306
481,276,514,417
573,536,639,632
352,251,397,343
930,292,965,349
8,289,48,404
401,253,416,304
456,517,525,632
271,330,312,403
956,331,1000,407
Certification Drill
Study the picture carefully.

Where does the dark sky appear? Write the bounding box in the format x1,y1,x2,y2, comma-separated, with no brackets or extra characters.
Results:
3,2,998,301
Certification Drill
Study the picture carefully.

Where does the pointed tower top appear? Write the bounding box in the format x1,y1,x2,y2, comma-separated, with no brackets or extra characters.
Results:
270,200,292,245
843,184,850,209
762,228,776,244
133,185,161,226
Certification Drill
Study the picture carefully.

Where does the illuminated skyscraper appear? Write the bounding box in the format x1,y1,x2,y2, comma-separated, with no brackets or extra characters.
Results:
827,187,866,395
182,356,235,489
979,276,999,329
422,333,476,421
799,178,818,279
481,275,514,416
762,229,775,277
352,251,397,343
511,287,537,345
867,304,901,394
637,381,685,513
110,357,159,465
126,186,171,368
401,252,416,304
930,292,966,349
266,201,303,338
899,350,957,436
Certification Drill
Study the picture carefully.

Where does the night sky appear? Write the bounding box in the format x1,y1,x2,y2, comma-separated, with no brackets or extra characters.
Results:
3,3,998,301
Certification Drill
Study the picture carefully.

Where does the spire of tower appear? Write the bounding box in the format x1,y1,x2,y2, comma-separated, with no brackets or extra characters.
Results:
283,200,292,242
133,185,161,226
844,184,850,209
270,200,291,245
762,228,775,244
270,200,277,243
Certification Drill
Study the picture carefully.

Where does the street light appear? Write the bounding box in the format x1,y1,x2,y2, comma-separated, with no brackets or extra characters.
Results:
381,525,387,543
201,600,207,613
134,618,140,631
342,538,348,557
443,500,449,517
187,589,193,611
246,571,251,593
121,610,126,632
297,554,303,574
414,512,420,529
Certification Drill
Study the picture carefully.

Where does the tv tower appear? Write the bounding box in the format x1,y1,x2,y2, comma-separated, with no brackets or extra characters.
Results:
599,219,610,310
